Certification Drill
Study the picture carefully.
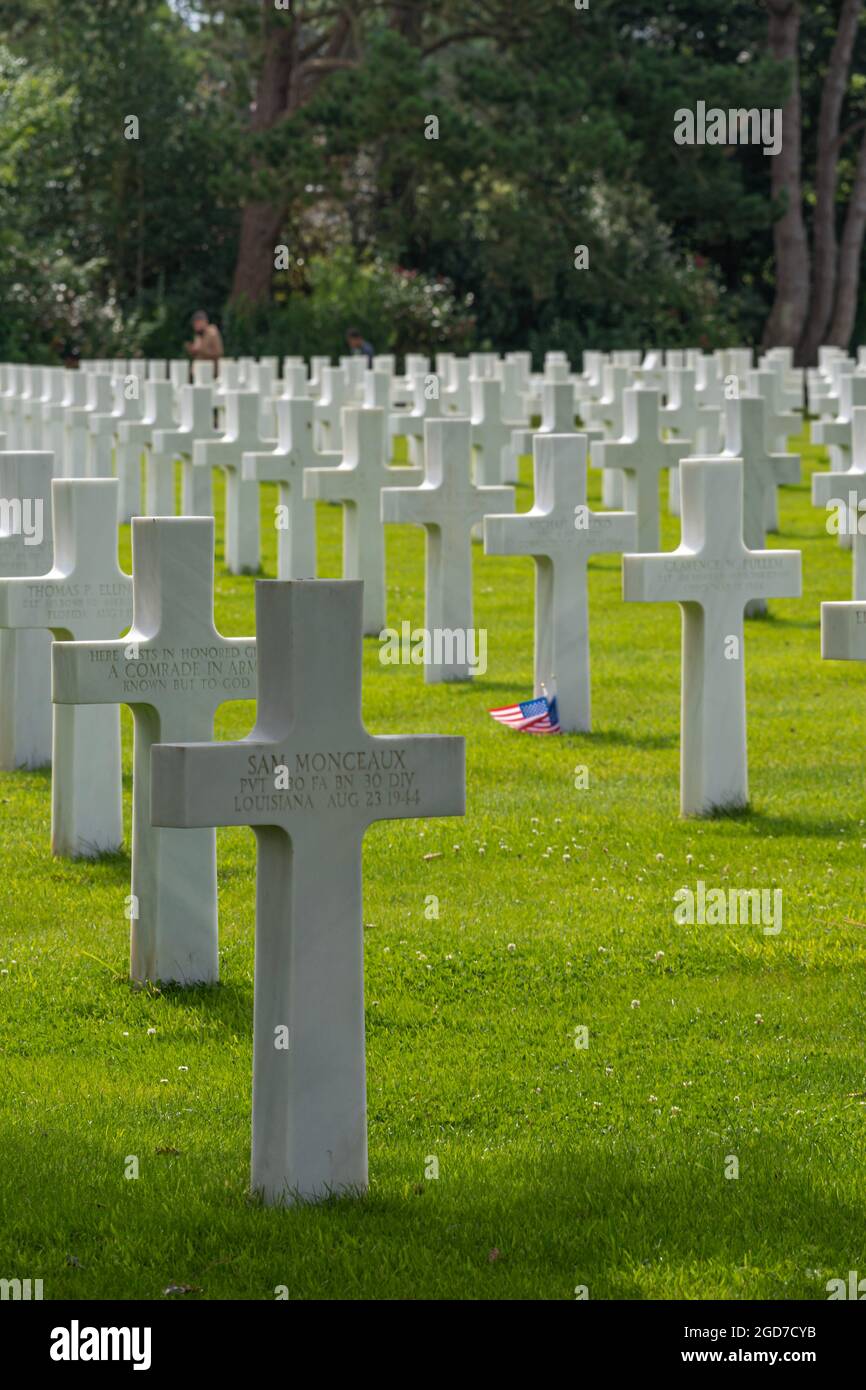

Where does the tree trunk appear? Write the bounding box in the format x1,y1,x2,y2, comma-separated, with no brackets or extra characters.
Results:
229,6,297,308
827,128,866,348
762,0,811,355
229,5,359,309
798,0,863,364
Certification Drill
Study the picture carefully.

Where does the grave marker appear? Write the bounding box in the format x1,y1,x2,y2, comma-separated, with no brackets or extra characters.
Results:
592,388,690,551
0,451,55,768
484,435,637,731
243,398,341,580
382,418,513,681
623,458,801,815
152,384,219,517
194,392,273,574
0,479,131,856
151,578,464,1204
52,517,256,983
305,407,423,635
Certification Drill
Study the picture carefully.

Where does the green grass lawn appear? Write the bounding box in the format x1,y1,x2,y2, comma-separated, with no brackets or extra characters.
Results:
2,425,865,1301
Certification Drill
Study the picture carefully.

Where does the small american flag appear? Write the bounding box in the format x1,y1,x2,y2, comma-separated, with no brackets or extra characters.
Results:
488,694,561,735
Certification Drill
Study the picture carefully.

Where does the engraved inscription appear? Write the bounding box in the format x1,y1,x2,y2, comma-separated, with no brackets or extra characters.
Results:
87,642,256,695
235,747,422,815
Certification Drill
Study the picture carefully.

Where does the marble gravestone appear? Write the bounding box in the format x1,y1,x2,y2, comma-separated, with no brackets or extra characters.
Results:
0,479,132,856
623,458,801,816
152,384,219,517
661,367,720,516
151,579,465,1205
243,398,341,581
111,376,148,524
57,372,91,477
52,518,256,983
0,452,55,769
314,368,349,451
592,388,691,552
813,406,866,599
389,372,443,468
484,434,637,732
723,393,799,614
116,380,175,521
471,378,514,486
382,418,514,682
506,382,576,484
305,407,423,636
194,392,273,575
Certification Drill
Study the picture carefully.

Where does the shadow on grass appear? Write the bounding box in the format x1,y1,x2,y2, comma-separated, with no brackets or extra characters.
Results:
585,727,679,751
1,1128,862,1299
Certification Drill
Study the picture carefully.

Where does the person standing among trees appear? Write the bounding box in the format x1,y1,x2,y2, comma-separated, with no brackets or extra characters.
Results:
185,310,224,365
346,326,374,366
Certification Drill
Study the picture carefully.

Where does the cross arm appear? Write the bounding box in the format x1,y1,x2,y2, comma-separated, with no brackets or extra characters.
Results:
304,464,355,503
588,510,638,555
812,469,866,507
381,484,437,527
243,450,291,485
53,638,129,706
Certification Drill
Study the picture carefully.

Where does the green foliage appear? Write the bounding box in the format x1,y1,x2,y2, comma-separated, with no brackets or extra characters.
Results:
1,2,866,359
225,247,476,359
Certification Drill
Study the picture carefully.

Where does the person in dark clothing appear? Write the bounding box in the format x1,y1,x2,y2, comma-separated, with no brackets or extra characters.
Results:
346,327,374,366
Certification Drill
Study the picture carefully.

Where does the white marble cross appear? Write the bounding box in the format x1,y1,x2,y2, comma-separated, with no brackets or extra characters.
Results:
0,451,56,769
484,434,636,731
52,517,256,983
0,479,132,856
118,381,176,519
812,371,866,467
813,406,866,598
305,407,423,634
389,373,444,467
243,398,341,580
471,379,515,485
194,392,273,574
109,376,148,523
57,372,91,477
723,393,799,560
382,418,514,681
150,578,464,1204
592,388,690,552
662,367,722,515
747,367,799,455
623,458,801,816
152,385,218,516
314,368,350,451
507,382,575,481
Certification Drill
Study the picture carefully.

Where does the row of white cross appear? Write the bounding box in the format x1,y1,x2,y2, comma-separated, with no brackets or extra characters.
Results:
0,340,864,1207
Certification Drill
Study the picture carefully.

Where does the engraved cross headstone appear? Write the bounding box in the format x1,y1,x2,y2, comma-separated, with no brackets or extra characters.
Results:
0,451,55,768
305,407,423,635
592,388,690,552
151,579,464,1204
623,458,801,816
243,398,341,580
484,434,637,731
194,392,273,574
52,518,256,983
0,479,132,856
382,418,513,681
